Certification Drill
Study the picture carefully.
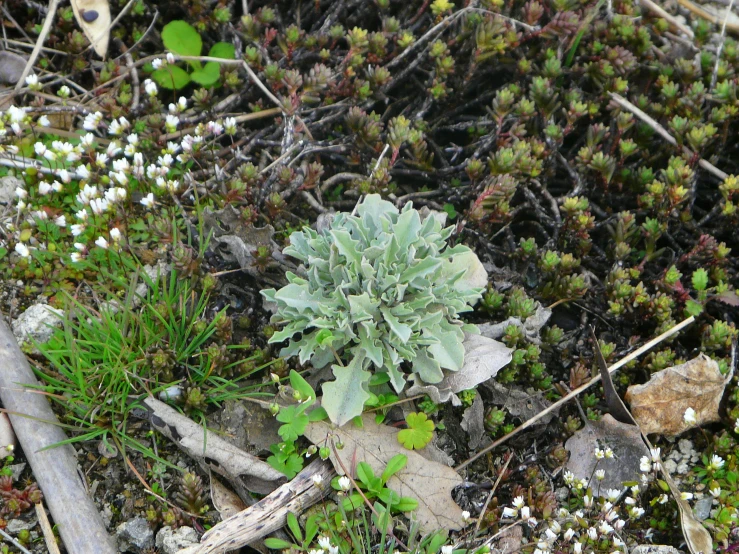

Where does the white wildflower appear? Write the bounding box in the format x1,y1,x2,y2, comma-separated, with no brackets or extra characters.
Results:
683,407,697,426
337,476,351,491
144,79,158,97
14,242,30,258
95,236,109,249
37,115,50,127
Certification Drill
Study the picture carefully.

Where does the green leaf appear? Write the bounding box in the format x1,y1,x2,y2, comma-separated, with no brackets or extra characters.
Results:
151,66,191,90
692,268,709,292
191,62,221,87
307,406,328,422
286,512,302,543
397,412,434,450
356,462,375,486
321,352,371,426
315,328,335,347
209,42,236,59
684,299,704,317
442,203,457,220
161,20,202,57
381,454,407,482
276,405,308,442
394,496,419,512
264,539,297,549
289,369,315,401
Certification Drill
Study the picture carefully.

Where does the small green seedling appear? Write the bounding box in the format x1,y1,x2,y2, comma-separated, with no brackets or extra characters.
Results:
333,454,418,513
397,412,434,450
267,370,327,478
264,511,320,551
152,20,235,89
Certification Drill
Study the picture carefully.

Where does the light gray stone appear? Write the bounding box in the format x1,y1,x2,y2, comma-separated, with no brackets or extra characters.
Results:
155,526,199,554
0,175,22,206
116,517,154,553
631,547,682,554
5,518,36,533
11,303,64,352
693,496,713,521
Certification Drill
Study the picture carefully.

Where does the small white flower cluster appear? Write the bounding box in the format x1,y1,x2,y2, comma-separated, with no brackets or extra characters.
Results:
2,83,241,264
500,463,652,554
306,535,338,554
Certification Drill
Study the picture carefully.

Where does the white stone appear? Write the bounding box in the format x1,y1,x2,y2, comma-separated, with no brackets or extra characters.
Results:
155,526,199,554
11,303,64,351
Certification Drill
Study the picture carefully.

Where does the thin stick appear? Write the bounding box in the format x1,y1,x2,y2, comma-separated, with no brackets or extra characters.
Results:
608,93,728,181
712,0,735,91
455,316,695,471
35,503,62,554
473,454,513,537
14,0,60,92
639,0,694,38
0,528,32,554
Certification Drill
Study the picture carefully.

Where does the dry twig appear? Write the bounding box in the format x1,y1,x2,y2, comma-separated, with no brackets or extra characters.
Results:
455,316,695,471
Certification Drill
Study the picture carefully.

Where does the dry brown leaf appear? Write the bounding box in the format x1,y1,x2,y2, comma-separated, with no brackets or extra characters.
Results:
594,337,715,554
406,332,512,405
210,474,247,520
625,354,731,436
304,414,465,532
70,0,111,58
565,414,650,491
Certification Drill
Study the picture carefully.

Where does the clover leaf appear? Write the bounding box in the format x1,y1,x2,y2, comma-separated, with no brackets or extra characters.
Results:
397,412,435,450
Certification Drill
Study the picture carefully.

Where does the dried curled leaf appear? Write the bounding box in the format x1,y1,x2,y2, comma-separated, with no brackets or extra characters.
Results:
70,0,111,58
625,354,731,436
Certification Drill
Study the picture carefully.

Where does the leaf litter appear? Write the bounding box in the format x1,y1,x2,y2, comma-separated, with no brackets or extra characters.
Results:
625,354,734,436
304,414,466,532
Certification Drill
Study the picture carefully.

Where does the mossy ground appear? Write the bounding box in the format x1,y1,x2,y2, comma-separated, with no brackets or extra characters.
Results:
1,0,739,551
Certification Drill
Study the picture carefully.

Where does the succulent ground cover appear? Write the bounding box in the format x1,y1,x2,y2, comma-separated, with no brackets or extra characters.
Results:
0,0,739,552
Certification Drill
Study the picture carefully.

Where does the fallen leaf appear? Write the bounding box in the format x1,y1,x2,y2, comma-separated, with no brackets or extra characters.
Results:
202,205,289,285
595,336,714,554
565,414,650,492
304,414,465,532
210,474,247,520
70,0,111,58
481,380,557,425
625,354,732,436
460,394,485,450
407,332,512,405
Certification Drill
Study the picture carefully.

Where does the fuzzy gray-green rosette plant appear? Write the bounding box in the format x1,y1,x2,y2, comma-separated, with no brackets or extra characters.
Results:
261,194,485,425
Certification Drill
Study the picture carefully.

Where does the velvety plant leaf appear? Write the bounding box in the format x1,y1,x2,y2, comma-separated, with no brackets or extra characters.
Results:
321,352,371,426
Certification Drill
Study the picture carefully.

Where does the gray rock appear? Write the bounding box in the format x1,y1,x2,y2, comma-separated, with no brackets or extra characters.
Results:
0,175,22,206
631,544,682,554
7,462,27,481
5,518,36,533
116,517,154,553
11,303,64,351
693,496,713,521
155,526,199,554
